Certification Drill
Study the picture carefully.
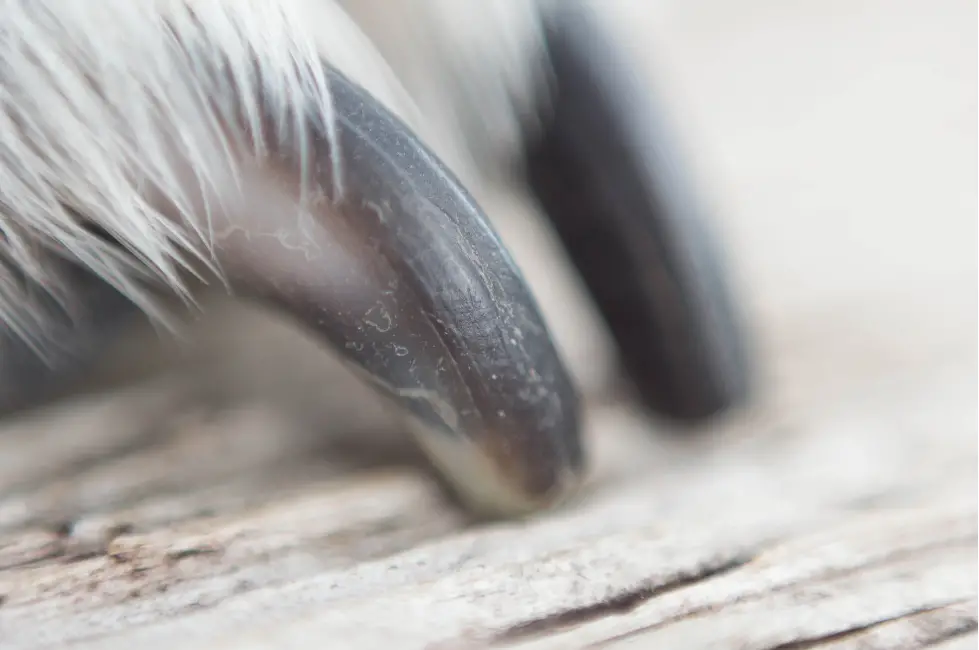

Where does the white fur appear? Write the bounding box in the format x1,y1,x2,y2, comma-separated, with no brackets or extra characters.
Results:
1,0,315,347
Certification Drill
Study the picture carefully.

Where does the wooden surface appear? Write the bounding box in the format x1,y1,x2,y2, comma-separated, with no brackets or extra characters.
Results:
1,0,976,648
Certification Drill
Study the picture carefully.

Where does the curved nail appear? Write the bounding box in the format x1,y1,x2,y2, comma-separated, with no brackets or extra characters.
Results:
525,1,754,423
213,65,584,517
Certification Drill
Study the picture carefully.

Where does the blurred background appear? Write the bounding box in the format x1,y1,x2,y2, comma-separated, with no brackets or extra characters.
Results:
631,0,976,419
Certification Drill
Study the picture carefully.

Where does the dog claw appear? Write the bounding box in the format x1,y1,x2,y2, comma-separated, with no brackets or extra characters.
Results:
525,1,754,423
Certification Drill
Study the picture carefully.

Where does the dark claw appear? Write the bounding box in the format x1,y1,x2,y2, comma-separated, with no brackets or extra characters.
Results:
524,2,754,423
211,65,584,517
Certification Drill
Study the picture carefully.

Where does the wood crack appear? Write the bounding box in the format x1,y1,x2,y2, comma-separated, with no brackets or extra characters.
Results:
570,531,977,649
768,600,978,650
493,553,757,644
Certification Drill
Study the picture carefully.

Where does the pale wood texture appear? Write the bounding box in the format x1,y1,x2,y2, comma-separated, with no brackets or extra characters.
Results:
0,0,976,648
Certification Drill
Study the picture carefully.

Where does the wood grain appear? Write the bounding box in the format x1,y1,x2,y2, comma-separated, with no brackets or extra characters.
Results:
0,0,974,648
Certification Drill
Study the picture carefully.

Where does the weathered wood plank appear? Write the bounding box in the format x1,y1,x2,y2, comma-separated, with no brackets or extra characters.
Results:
0,374,973,649
0,0,974,648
